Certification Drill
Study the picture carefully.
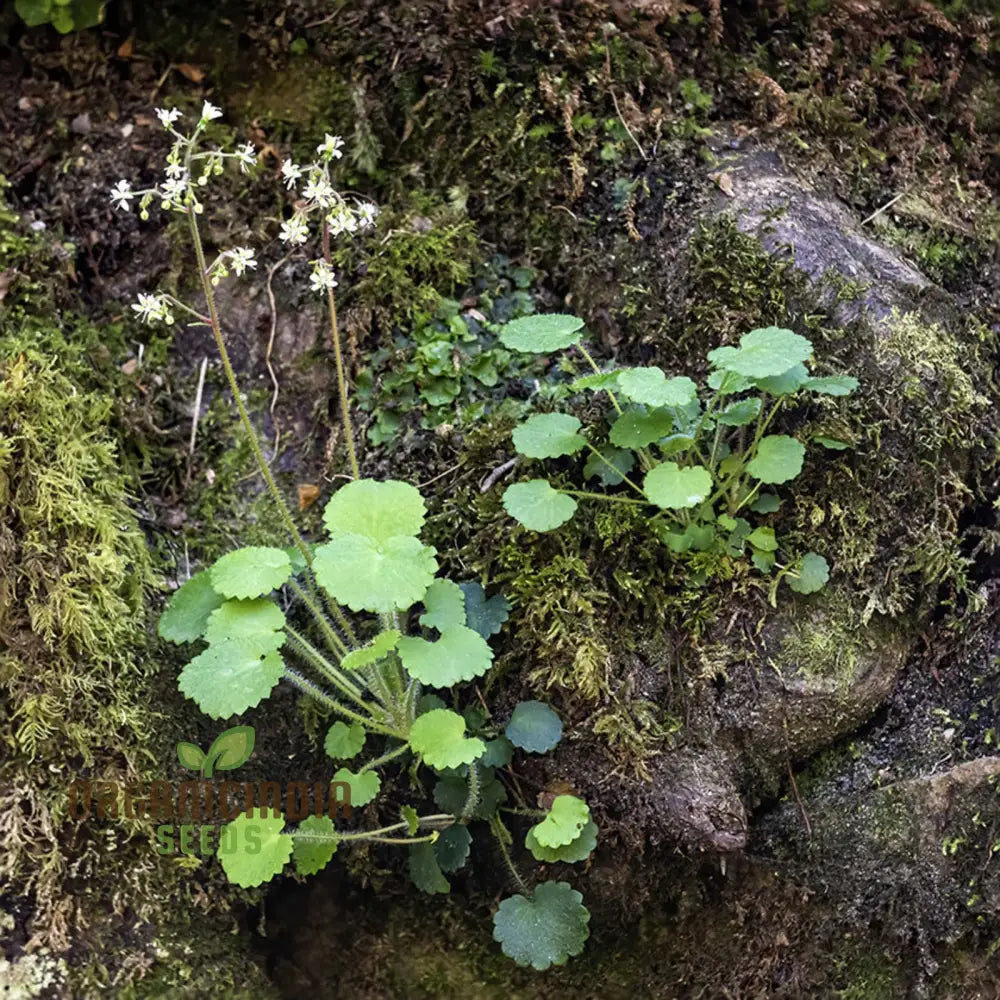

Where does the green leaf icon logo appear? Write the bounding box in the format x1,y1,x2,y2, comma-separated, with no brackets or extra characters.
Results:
176,726,255,777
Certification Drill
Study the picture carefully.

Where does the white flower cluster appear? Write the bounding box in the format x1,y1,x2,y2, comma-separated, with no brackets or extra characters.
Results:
132,293,174,325
116,104,381,319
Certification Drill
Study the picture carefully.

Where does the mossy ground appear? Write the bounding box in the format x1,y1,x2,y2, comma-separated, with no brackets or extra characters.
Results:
2,0,1000,995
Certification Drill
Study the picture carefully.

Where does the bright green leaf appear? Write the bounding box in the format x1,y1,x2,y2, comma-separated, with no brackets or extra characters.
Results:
397,625,494,687
314,535,437,613
805,375,859,397
324,721,366,760
786,552,830,594
292,815,339,876
609,409,674,449
643,462,712,509
419,579,467,631
159,571,225,644
210,547,292,600
179,640,284,719
533,795,591,848
332,768,381,807
708,327,813,379
616,369,698,408
322,478,426,542
746,526,778,552
512,413,586,459
218,809,292,888
505,701,563,753
746,435,805,484
492,882,590,970
814,436,850,450
176,742,205,771
499,314,584,353
525,819,598,863
204,599,285,649
502,480,577,532
409,709,486,769
707,369,753,394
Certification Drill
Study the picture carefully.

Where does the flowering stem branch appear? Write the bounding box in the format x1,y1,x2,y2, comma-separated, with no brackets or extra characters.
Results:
322,220,360,480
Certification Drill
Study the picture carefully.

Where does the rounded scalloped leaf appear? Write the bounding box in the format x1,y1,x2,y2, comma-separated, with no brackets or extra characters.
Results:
492,881,590,970
324,721,366,760
409,709,486,770
498,314,584,353
525,819,598,863
608,409,674,449
218,808,293,888
292,814,339,876
533,795,591,848
322,479,426,542
512,413,586,459
204,599,286,649
178,640,284,719
616,369,698,408
709,327,813,379
419,580,467,631
332,767,381,807
746,435,805,485
786,552,830,595
804,374,859,397
314,535,437,613
397,625,494,688
434,824,473,873
209,547,292,600
459,583,511,639
502,480,577,532
505,700,563,753
159,570,226,644
643,462,712,510
583,445,634,486
409,841,450,894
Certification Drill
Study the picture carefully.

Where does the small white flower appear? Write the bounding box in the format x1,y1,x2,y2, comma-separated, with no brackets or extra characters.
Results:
302,173,335,208
132,293,174,325
226,246,257,276
327,206,358,237
280,160,303,189
109,179,134,211
279,214,309,245
309,261,338,294
200,101,223,122
317,133,344,161
235,142,257,174
161,177,188,204
156,107,181,128
356,202,379,229
164,160,186,180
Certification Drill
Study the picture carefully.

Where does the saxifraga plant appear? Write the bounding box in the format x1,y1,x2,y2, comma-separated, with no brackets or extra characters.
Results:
116,103,593,970
499,314,859,600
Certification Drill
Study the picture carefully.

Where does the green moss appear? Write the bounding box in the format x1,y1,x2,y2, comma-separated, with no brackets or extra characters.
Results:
771,588,870,687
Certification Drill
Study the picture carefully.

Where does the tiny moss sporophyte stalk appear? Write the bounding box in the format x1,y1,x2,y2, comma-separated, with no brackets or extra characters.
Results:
121,103,593,970
497,314,858,602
